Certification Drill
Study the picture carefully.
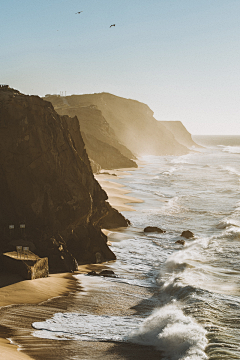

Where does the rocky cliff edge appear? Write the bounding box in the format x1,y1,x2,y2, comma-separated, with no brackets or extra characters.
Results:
0,87,129,273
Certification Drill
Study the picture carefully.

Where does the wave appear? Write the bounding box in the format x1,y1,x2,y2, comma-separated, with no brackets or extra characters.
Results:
221,166,240,178
32,306,208,359
161,166,180,176
218,145,240,154
128,303,208,360
216,218,240,230
170,154,194,164
158,196,186,215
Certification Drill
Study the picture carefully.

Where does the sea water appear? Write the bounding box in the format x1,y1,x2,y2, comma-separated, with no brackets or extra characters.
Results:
32,136,240,359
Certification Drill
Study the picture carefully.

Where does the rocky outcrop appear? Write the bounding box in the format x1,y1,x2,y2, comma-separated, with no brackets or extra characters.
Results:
181,230,194,239
0,87,129,272
144,226,165,233
49,92,190,157
44,96,137,172
159,121,201,149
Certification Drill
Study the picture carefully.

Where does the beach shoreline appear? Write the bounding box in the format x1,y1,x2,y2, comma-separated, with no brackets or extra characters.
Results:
0,272,78,360
0,167,147,360
95,167,143,212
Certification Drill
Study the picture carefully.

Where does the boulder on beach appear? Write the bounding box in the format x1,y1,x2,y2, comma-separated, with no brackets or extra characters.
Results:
144,226,166,233
99,269,115,276
181,230,194,239
87,271,98,276
87,269,116,277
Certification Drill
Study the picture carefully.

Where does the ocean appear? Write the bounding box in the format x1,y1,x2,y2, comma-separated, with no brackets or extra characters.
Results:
31,135,240,360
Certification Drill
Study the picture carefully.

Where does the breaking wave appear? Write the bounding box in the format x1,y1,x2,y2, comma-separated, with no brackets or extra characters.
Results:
219,145,240,154
129,303,208,360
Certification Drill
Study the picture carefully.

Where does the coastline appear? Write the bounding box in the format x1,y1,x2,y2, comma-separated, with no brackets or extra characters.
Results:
0,167,147,360
0,273,77,360
95,167,143,212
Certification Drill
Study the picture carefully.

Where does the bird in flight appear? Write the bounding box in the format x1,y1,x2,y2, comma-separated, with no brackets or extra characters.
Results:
75,11,83,14
110,24,115,28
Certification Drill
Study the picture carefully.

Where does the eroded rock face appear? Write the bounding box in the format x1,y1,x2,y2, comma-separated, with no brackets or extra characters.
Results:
48,92,190,157
0,88,128,272
44,95,137,172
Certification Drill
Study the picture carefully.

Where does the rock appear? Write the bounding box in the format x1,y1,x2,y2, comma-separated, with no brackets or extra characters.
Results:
144,226,166,233
87,271,98,276
47,92,191,158
0,87,130,273
99,270,115,275
87,269,116,277
181,230,194,239
44,94,138,171
175,239,185,245
99,269,116,277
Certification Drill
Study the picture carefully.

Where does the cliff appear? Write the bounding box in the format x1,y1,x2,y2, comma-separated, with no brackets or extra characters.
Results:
48,92,191,157
0,87,129,273
159,121,200,149
44,95,137,172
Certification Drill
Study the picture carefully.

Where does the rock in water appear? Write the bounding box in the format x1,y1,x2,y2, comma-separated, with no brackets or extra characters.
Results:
175,239,185,245
99,269,115,276
181,230,194,239
0,87,129,273
144,226,165,233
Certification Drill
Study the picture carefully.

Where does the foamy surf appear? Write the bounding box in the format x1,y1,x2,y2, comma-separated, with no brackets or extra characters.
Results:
128,303,208,360
30,136,240,359
32,313,141,342
32,306,208,360
219,145,240,154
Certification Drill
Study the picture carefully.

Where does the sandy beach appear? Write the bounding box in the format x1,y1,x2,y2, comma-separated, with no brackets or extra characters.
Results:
95,169,143,212
0,273,77,360
0,169,159,360
0,271,162,360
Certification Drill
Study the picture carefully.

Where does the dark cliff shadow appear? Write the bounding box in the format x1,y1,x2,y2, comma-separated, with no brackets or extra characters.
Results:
0,273,24,288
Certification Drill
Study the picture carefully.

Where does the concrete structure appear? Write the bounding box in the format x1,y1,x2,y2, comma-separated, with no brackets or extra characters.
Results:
3,251,49,280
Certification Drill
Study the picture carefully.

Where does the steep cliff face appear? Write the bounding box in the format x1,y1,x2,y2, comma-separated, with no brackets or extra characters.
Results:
159,121,201,149
0,88,129,272
44,95,137,171
52,93,190,157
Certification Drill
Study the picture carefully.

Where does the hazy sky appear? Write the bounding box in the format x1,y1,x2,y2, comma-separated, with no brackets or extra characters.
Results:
1,0,240,135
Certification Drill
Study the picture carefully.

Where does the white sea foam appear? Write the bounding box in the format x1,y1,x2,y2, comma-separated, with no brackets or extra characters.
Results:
220,145,240,154
32,313,141,342
221,166,240,178
161,166,180,176
216,218,240,229
128,303,208,360
32,306,208,359
171,154,193,164
158,196,185,215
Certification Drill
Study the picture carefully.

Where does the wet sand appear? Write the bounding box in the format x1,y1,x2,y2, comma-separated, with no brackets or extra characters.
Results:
0,272,162,360
95,169,143,212
0,168,163,359
0,273,77,360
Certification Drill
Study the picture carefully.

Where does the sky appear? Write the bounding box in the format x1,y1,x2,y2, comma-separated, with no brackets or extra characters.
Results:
1,0,240,135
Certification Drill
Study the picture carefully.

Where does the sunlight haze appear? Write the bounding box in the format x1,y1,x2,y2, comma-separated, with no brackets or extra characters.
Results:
1,0,240,135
